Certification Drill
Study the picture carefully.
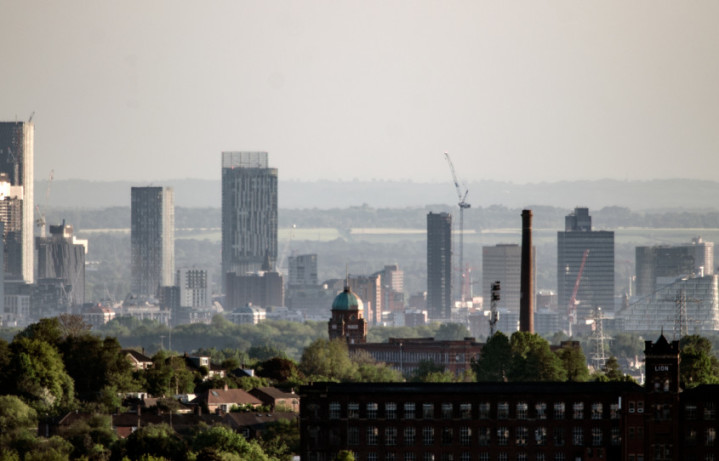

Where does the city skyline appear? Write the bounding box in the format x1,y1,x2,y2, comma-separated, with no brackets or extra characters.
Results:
2,2,718,185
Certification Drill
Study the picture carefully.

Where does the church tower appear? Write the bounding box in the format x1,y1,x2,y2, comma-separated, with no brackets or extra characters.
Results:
328,285,367,344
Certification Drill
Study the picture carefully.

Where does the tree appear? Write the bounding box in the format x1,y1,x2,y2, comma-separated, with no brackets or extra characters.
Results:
57,314,91,338
435,323,470,341
299,339,357,381
144,352,195,396
508,332,567,382
255,357,303,383
8,337,75,413
58,334,135,402
610,333,644,361
597,356,634,382
17,318,63,346
259,419,299,461
556,343,589,382
124,423,187,461
680,335,719,388
0,395,37,436
410,360,454,383
473,332,511,382
336,450,355,461
191,425,270,461
58,413,116,460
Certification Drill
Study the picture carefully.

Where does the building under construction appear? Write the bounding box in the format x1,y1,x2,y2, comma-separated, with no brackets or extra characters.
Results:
35,221,87,308
616,274,719,335
0,121,33,283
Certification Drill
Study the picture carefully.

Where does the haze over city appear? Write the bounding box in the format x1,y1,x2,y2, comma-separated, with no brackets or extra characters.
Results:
2,1,719,185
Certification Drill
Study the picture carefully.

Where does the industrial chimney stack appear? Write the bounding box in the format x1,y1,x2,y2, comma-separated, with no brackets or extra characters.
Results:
520,209,534,333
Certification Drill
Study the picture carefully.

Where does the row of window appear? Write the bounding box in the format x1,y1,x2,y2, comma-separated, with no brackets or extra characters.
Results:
685,427,717,446
313,451,611,461
686,403,718,420
346,425,617,447
329,401,619,420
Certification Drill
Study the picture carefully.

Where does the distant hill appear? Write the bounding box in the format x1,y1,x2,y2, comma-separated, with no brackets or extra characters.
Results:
36,178,719,211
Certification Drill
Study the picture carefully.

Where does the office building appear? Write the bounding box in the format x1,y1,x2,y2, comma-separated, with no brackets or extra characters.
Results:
427,212,452,320
288,254,318,287
176,268,210,308
557,208,614,326
35,221,87,307
225,270,284,310
221,152,278,285
0,122,33,283
635,238,714,298
131,187,175,297
482,244,536,317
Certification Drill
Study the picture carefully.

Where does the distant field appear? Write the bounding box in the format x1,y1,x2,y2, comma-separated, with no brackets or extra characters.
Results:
79,226,719,247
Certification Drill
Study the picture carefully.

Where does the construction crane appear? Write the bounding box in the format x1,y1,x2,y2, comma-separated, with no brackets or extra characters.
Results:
444,152,471,302
568,249,590,336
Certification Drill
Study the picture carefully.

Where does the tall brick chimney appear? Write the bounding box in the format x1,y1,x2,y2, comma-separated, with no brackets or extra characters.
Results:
520,210,534,333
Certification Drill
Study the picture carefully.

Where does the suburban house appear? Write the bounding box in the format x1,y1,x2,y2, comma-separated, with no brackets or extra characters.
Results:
121,349,153,370
249,387,300,412
194,387,263,414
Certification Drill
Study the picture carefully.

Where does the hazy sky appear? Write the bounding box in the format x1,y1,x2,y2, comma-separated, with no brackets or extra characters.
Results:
1,1,718,184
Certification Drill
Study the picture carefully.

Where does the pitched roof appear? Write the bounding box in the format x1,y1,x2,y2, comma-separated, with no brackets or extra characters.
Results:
250,387,297,401
199,388,263,406
122,349,153,363
223,411,298,429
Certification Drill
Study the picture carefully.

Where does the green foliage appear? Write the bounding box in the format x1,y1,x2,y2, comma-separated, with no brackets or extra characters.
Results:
680,335,719,388
18,318,64,346
610,333,644,361
299,339,356,381
473,332,511,382
474,332,572,382
508,332,567,382
191,425,270,461
8,337,75,413
435,323,470,341
258,419,299,461
124,423,187,461
22,435,73,461
299,339,402,383
58,335,136,402
0,395,37,435
255,358,303,383
335,450,355,461
410,360,455,383
58,414,117,460
556,343,589,382
144,353,195,396
595,356,634,382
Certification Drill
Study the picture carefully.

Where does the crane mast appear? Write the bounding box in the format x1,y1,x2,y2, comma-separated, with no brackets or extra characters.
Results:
568,249,590,336
444,152,471,303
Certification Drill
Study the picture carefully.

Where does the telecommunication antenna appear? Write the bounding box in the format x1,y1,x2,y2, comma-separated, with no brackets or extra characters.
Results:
588,307,610,370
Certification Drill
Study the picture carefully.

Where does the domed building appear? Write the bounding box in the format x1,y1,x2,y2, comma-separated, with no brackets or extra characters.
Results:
328,285,367,344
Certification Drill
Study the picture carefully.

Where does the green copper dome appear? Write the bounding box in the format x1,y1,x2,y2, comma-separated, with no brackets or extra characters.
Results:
332,286,364,311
